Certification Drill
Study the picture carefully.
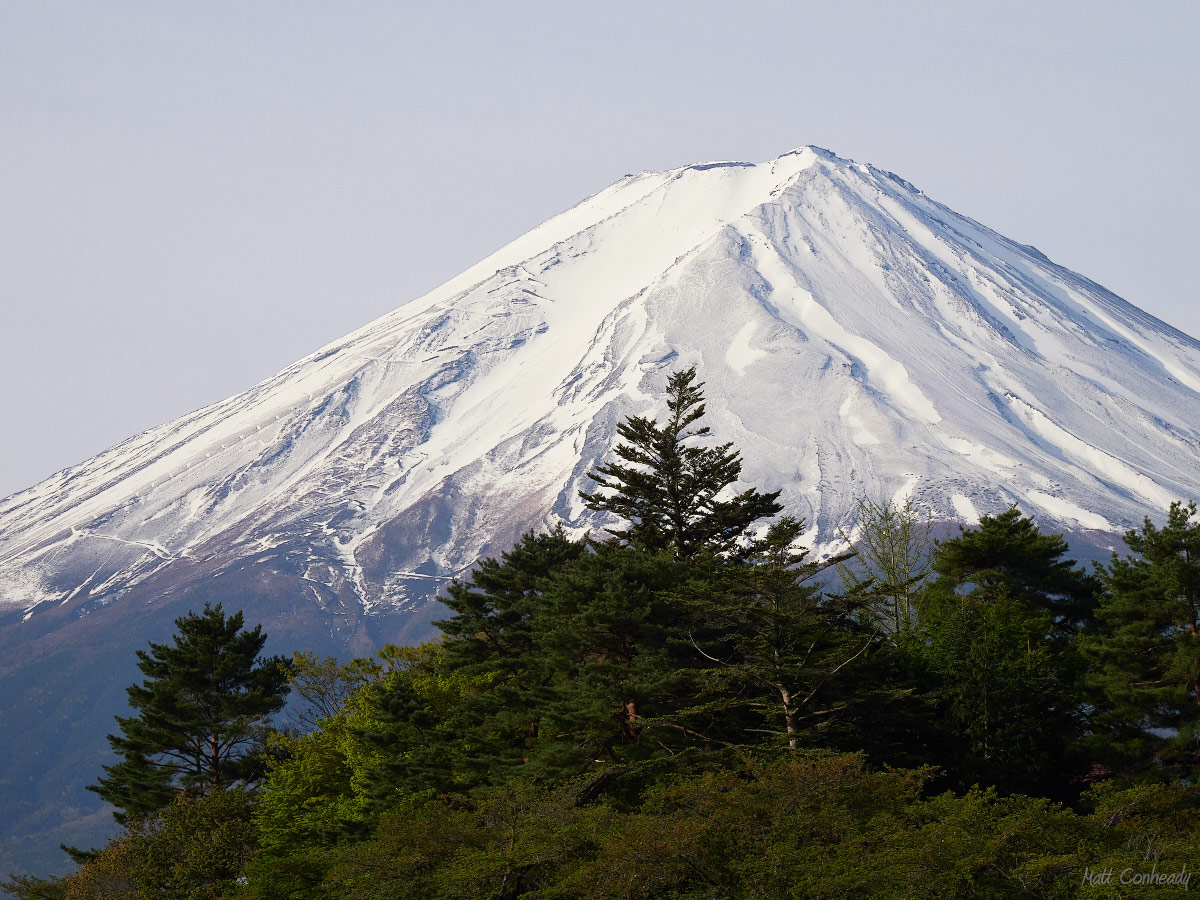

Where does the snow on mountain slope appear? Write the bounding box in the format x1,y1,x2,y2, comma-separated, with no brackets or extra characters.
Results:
3,146,1200,624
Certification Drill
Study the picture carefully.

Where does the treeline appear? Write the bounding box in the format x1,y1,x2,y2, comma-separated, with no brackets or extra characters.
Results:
9,369,1200,899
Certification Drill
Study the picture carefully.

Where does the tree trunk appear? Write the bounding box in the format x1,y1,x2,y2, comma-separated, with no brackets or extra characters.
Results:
210,733,221,786
780,687,799,750
621,700,641,743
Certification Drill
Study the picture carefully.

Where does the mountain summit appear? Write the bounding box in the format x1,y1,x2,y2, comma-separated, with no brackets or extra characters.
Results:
3,146,1200,874
2,146,1198,629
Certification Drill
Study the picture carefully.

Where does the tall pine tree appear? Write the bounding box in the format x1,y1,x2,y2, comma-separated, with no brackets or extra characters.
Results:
89,603,291,823
917,509,1092,795
579,367,781,559
1085,500,1200,780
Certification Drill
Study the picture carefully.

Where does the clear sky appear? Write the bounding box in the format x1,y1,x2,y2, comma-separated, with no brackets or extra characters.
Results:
2,0,1197,499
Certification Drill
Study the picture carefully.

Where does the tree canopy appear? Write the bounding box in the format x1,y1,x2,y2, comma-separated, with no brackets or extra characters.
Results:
14,371,1200,900
580,367,781,559
89,603,291,824
1085,500,1200,779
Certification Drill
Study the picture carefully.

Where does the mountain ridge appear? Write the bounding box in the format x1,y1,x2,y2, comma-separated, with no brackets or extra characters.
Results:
4,146,1200,629
5,144,1200,878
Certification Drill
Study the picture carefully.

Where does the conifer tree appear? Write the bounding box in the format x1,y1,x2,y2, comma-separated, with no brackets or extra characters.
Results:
580,367,782,559
1085,500,1200,779
433,529,589,780
437,527,586,678
523,543,697,774
89,603,291,823
436,534,695,783
918,509,1092,794
685,517,870,749
927,506,1098,636
921,586,1073,793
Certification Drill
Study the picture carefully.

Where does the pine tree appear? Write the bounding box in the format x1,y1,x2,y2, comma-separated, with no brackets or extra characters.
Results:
432,529,589,782
685,517,870,749
580,367,782,559
1085,500,1200,779
928,506,1098,636
524,543,697,775
435,535,696,784
89,603,291,823
917,509,1092,795
436,527,586,678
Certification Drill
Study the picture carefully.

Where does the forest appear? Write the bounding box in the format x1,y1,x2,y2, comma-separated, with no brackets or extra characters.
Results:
8,369,1200,899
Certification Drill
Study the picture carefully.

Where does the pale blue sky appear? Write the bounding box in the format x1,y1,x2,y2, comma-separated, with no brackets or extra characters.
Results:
2,0,1197,498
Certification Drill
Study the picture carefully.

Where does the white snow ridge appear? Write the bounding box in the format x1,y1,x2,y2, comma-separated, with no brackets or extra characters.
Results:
3,145,1200,624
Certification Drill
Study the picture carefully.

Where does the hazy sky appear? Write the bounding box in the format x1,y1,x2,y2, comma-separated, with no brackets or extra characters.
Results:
2,0,1197,498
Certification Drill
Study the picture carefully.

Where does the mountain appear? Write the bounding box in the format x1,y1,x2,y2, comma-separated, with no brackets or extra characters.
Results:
3,146,1200,879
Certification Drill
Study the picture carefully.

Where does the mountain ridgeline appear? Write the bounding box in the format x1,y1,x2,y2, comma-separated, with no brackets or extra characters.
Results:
4,147,1200,626
4,146,1200,880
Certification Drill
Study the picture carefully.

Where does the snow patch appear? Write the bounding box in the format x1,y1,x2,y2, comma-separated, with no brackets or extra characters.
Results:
725,320,767,375
891,476,920,508
1026,491,1112,531
746,229,942,426
838,396,880,446
1007,395,1174,508
950,494,981,524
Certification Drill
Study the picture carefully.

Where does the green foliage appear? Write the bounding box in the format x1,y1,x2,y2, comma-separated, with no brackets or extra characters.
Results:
530,546,693,754
88,604,291,825
837,497,936,637
0,873,68,900
351,643,484,809
918,509,1091,795
928,506,1098,635
251,644,469,870
437,527,587,678
435,527,718,793
685,517,872,749
23,788,257,900
318,780,615,900
253,753,1200,900
285,650,386,733
20,370,1200,898
924,587,1079,793
579,367,781,559
238,647,392,883
1085,500,1200,779
1076,780,1200,898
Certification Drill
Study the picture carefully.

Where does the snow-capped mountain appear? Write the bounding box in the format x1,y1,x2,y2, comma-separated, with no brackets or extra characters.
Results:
4,146,1200,877
2,147,1198,629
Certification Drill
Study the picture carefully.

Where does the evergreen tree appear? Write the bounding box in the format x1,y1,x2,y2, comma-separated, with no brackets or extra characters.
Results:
685,517,871,749
523,544,698,776
918,510,1091,795
579,367,782,559
424,371,791,792
929,506,1098,636
436,538,700,787
922,587,1074,794
89,603,291,823
1085,500,1200,779
432,528,590,782
437,527,586,679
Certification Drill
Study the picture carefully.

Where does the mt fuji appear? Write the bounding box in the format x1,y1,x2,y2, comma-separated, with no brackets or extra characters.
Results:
3,146,1200,876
